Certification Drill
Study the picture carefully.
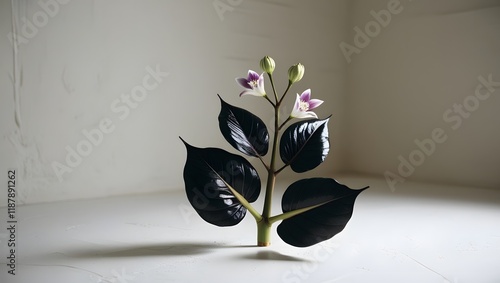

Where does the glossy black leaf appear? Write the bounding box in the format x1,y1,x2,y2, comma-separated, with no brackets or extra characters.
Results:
277,178,368,247
280,117,330,173
181,138,261,226
218,95,269,157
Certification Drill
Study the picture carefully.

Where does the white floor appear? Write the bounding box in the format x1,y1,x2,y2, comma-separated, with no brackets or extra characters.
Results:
1,174,500,283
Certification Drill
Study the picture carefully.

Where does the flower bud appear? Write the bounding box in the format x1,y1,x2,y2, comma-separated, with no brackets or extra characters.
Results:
260,56,275,74
288,63,305,83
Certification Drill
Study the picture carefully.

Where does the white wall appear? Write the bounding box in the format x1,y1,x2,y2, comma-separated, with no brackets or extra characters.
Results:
0,0,349,205
342,0,500,189
3,0,498,206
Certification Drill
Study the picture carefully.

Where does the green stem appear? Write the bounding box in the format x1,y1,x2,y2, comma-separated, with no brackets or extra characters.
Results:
279,116,293,130
264,95,275,107
257,218,271,246
268,73,279,103
278,81,293,105
262,108,279,219
262,169,276,219
222,176,262,222
268,202,326,224
257,168,274,246
275,163,288,175
256,154,270,172
268,186,369,224
258,82,282,246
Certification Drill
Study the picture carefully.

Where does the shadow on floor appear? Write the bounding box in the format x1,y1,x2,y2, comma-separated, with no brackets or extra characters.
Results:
64,241,256,258
237,250,309,262
59,241,310,262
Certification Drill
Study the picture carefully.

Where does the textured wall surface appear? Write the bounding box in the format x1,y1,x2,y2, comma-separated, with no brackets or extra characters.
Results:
342,0,500,190
0,0,349,205
1,0,499,206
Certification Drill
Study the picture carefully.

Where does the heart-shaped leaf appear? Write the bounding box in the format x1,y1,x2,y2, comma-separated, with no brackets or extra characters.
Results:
277,178,368,247
280,117,330,173
218,95,269,157
181,138,261,226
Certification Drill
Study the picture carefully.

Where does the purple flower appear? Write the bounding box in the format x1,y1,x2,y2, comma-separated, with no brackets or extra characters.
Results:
290,89,323,119
236,70,266,97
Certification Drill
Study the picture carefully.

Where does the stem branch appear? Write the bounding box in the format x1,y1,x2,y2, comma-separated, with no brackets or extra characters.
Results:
268,202,326,224
268,73,279,104
264,95,275,107
223,179,262,222
278,81,292,105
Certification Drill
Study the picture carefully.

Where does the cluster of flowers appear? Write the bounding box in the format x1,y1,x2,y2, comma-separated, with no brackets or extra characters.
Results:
236,56,324,119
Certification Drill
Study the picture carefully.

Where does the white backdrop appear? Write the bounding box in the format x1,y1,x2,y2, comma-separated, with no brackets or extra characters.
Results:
0,0,499,206
0,0,350,205
343,0,500,190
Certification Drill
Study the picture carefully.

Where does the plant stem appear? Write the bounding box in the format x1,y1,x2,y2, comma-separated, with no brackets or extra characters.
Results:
279,116,292,130
264,95,275,107
258,87,282,246
219,176,262,222
262,168,276,219
275,163,288,175
268,73,279,103
268,202,327,224
278,81,292,105
257,218,271,246
257,76,295,246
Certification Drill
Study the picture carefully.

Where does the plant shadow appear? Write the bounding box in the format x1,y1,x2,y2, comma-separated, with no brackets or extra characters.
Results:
239,250,309,262
64,241,256,258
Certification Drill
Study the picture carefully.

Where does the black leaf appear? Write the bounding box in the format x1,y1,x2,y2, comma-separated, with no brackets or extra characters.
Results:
277,178,367,247
218,95,269,157
181,138,261,226
280,117,330,173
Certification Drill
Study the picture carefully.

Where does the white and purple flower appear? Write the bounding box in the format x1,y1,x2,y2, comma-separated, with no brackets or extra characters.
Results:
290,89,323,119
236,70,266,97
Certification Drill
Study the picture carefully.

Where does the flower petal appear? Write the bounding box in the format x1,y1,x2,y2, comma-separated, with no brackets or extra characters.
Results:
295,111,318,119
308,99,324,109
290,94,301,117
300,89,311,102
240,89,265,97
257,74,265,88
257,75,266,95
236,77,251,89
247,70,260,81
